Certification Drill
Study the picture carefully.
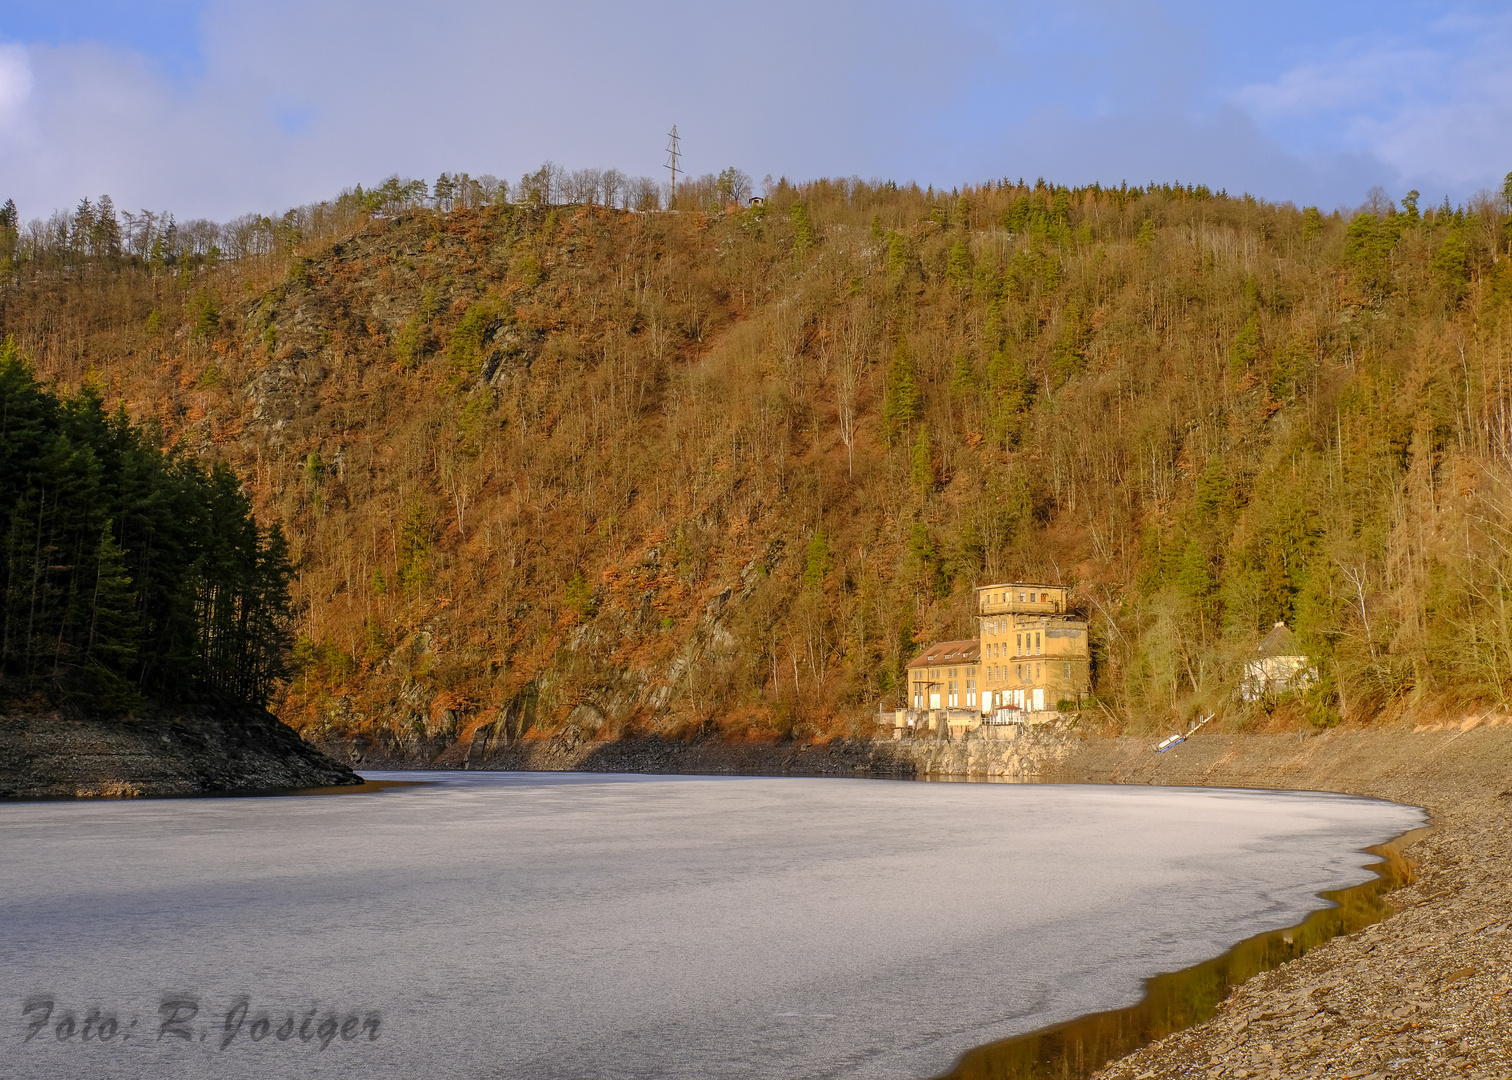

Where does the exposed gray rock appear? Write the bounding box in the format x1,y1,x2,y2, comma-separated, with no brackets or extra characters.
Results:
0,707,360,798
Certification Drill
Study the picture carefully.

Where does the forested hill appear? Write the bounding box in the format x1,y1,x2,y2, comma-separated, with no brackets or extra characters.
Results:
1,173,1509,744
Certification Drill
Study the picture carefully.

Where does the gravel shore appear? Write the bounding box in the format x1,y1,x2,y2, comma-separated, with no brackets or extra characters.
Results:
1052,721,1512,1080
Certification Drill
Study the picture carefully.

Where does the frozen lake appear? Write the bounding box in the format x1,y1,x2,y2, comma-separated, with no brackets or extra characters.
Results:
0,772,1421,1079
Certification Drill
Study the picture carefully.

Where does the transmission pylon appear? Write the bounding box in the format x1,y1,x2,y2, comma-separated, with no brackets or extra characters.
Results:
665,124,681,208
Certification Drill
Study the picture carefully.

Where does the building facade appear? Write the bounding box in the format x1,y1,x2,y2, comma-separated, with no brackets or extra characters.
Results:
890,582,1092,732
976,583,1091,714
1240,621,1317,702
905,640,981,712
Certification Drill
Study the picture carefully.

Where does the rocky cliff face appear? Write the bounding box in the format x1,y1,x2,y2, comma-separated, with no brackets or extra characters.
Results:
0,708,360,798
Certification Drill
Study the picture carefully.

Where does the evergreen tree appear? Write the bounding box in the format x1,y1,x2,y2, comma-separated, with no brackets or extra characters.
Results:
398,504,429,591
945,240,971,291
1343,212,1401,297
789,201,815,253
565,569,594,621
803,531,832,591
949,353,975,397
82,522,140,708
0,338,293,709
71,198,96,254
911,426,934,492
1301,206,1323,241
886,232,909,278
882,341,920,443
1400,190,1421,223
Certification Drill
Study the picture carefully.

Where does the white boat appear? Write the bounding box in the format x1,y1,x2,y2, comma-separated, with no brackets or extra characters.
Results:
1156,714,1213,753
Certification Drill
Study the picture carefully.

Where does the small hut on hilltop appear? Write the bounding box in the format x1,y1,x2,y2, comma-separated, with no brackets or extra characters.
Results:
1240,621,1317,701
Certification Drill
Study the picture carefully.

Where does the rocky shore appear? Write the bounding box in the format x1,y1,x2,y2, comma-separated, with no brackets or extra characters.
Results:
0,706,360,798
1054,721,1512,1080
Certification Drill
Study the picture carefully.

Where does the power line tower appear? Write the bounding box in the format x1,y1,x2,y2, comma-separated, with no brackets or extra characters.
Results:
664,124,681,209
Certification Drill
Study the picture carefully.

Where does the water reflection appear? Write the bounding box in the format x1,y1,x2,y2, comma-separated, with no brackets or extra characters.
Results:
935,826,1426,1080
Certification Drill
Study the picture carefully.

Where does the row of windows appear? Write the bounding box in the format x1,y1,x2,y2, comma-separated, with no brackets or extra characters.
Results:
984,591,1052,606
910,679,979,709
984,632,1041,659
985,663,1075,682
911,662,1076,709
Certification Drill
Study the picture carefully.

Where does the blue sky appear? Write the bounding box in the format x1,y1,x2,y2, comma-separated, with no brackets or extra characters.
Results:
0,0,1509,221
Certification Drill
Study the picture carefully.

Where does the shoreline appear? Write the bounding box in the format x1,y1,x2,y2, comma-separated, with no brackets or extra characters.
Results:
1055,725,1512,1080
941,825,1427,1080
0,708,359,798
11,715,1508,1076
326,721,1512,1078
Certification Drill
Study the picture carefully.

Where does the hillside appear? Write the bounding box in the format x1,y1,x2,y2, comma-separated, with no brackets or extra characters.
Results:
1,175,1509,752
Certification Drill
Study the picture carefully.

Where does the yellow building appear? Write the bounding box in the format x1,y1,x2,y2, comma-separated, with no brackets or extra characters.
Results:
976,582,1091,715
891,583,1091,731
904,639,981,712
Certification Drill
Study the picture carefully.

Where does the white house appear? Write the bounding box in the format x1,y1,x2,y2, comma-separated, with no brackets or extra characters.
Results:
1240,622,1317,702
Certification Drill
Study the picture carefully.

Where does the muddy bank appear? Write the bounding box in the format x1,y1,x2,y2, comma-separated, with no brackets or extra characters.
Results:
0,707,360,798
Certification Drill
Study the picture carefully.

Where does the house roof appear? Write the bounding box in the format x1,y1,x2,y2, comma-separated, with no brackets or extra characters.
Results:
906,639,981,669
1254,621,1305,658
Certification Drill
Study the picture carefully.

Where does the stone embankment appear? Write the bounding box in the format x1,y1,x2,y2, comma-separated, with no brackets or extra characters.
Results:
0,707,360,798
317,721,1081,780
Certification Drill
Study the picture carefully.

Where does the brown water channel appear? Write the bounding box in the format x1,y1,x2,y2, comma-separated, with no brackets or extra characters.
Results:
935,825,1426,1080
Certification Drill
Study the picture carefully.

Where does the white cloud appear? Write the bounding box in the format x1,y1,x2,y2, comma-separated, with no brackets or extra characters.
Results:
0,44,33,131
1232,13,1512,195
1234,47,1440,121
1,0,1503,221
0,0,949,220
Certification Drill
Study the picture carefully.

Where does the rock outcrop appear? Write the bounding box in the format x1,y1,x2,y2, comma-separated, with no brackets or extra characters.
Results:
0,707,360,798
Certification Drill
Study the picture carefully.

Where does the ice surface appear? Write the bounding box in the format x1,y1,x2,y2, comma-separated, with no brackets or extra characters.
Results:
0,773,1423,1079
